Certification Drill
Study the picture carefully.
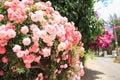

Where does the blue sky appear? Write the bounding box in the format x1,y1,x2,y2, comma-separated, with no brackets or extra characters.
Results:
94,0,120,22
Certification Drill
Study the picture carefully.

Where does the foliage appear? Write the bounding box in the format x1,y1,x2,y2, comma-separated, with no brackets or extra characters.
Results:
114,56,120,63
115,29,120,46
81,50,95,65
42,0,105,50
108,14,120,46
0,0,85,80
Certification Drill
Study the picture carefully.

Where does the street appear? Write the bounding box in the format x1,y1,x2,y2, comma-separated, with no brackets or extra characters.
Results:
82,57,120,80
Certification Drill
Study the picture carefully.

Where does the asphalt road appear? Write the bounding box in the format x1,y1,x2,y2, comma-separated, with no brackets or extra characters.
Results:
82,57,120,80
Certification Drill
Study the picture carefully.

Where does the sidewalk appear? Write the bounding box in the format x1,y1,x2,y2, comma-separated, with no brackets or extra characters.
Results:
81,58,112,80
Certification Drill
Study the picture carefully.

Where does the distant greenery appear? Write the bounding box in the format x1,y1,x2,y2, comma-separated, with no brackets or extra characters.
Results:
42,0,105,50
81,50,95,65
114,56,120,63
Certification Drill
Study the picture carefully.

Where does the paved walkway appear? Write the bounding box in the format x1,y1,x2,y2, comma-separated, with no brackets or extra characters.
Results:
82,57,120,80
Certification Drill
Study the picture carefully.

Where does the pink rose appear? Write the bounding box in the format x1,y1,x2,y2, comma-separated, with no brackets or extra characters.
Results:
25,63,31,68
74,75,81,80
32,28,41,38
32,37,39,42
46,1,51,7
38,30,47,39
0,70,4,76
42,47,51,57
38,73,44,80
22,0,34,5
6,22,16,30
58,70,61,74
47,42,53,46
34,56,41,63
62,54,68,60
0,39,8,46
73,31,82,45
0,14,4,21
35,2,46,10
2,56,8,63
30,10,43,22
58,36,66,42
30,24,38,30
4,1,11,8
54,69,58,73
79,69,85,76
44,25,57,35
0,31,7,39
56,58,61,63
63,64,68,68
12,69,16,72
58,42,67,51
22,38,31,46
16,51,25,58
12,45,21,53
29,42,39,53
21,26,29,34
22,54,35,64
7,29,16,39
46,7,54,14
60,65,64,69
0,46,6,54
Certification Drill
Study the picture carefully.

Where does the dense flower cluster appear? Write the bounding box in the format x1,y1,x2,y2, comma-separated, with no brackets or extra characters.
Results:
0,0,84,80
88,30,114,50
95,31,114,50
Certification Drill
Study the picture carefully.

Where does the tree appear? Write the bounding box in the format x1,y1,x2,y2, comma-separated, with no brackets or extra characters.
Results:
42,0,105,50
108,14,120,48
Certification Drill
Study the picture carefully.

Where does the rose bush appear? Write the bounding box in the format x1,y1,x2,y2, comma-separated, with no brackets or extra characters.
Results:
0,0,84,80
88,28,114,50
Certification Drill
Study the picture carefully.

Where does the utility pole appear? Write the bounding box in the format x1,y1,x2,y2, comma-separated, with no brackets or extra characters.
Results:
113,20,119,56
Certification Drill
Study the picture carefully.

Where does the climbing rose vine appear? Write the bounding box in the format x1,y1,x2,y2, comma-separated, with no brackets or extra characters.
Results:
88,29,114,50
95,31,114,50
0,0,84,80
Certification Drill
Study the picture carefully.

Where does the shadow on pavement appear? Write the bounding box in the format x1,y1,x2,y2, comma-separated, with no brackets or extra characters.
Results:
81,67,104,80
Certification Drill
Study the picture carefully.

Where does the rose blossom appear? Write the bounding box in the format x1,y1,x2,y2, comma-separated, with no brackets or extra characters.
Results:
0,31,7,39
0,46,6,54
58,70,61,74
0,70,4,76
7,29,16,38
34,56,41,63
63,64,68,68
30,24,38,30
21,26,29,34
22,38,31,46
0,14,4,21
0,39,8,46
38,73,44,80
22,54,35,64
30,10,44,22
2,56,8,63
29,42,39,53
56,58,61,63
46,1,51,7
22,0,34,5
32,27,41,38
58,42,67,51
16,51,25,58
12,45,21,53
25,63,31,68
44,25,57,35
60,65,64,69
12,69,16,72
42,47,51,57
